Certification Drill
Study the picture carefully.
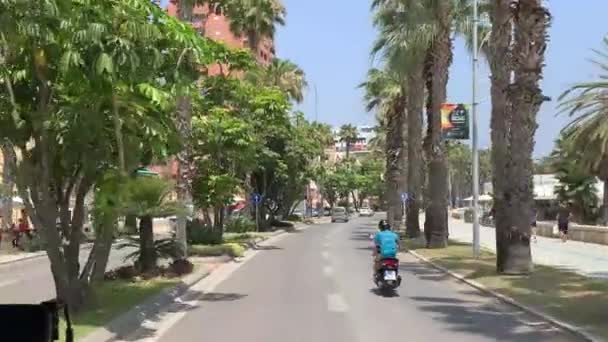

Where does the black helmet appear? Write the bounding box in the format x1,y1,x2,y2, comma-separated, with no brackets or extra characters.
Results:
378,220,390,231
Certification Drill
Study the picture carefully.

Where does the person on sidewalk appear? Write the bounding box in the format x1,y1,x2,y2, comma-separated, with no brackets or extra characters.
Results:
556,202,572,242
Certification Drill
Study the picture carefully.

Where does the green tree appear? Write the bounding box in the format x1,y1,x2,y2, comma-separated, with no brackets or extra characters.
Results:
558,36,608,225
0,0,243,310
191,109,258,234
551,137,599,224
122,177,181,273
227,0,286,53
247,58,308,103
338,124,359,159
359,68,405,229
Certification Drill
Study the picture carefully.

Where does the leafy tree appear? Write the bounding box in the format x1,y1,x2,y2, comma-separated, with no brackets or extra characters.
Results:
122,177,181,273
338,124,359,160
558,35,608,225
246,58,307,103
0,0,244,310
191,108,258,233
227,0,286,53
551,136,598,224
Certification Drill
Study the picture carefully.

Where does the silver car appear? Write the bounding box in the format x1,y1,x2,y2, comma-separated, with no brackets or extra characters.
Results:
331,207,349,223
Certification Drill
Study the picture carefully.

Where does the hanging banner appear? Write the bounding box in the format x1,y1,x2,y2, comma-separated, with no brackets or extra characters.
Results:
441,103,470,140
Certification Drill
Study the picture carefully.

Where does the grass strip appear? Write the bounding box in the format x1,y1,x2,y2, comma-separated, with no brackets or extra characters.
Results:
403,239,608,339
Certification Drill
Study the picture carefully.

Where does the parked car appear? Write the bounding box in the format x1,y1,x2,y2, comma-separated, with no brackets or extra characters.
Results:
359,207,375,217
331,207,349,223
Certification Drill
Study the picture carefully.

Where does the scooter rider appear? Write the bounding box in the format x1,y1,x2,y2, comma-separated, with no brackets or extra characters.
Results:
373,220,400,277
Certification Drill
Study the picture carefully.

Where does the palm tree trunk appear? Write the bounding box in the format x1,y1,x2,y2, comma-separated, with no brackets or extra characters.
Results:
175,0,195,260
2,142,15,231
406,64,424,238
489,0,515,273
498,0,550,274
138,215,156,273
425,3,452,248
385,112,400,228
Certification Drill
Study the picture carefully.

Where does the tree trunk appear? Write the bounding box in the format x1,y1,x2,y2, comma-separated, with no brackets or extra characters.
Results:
175,2,195,260
1,142,15,231
406,68,423,237
138,215,156,273
425,3,452,249
386,103,405,228
489,0,515,273
498,0,550,274
124,214,137,234
601,178,608,225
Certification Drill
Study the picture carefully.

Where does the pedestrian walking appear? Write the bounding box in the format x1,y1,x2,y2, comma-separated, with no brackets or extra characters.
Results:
556,202,572,243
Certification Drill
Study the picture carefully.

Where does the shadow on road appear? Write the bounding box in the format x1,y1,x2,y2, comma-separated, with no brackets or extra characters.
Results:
199,292,248,302
253,245,283,251
369,287,400,298
407,296,573,341
399,261,451,282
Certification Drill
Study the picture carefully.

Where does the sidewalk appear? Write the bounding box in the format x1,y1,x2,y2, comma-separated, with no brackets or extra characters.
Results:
448,217,608,279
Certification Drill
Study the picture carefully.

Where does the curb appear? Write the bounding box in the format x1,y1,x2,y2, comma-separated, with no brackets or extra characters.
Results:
0,239,123,266
81,262,218,342
404,249,601,342
82,224,316,341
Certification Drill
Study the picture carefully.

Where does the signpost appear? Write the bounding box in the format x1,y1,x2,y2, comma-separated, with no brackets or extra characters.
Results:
251,193,262,232
441,104,470,140
400,192,409,227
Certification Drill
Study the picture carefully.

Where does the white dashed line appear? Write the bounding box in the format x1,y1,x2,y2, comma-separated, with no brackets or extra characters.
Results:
323,265,333,277
321,251,329,260
327,293,349,313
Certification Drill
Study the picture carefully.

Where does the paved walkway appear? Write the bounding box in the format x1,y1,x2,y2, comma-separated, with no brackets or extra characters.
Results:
448,218,608,279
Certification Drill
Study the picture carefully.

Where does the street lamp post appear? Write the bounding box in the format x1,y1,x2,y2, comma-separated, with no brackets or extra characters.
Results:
472,0,481,258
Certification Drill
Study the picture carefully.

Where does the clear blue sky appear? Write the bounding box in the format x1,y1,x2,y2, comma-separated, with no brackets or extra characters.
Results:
275,0,608,157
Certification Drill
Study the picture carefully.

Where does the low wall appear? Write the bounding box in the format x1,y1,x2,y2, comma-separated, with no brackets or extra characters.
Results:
449,210,608,246
536,222,608,245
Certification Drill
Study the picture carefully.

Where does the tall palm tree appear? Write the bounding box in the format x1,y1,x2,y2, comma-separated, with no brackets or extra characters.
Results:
360,68,405,228
338,124,359,160
559,36,608,225
472,0,550,273
228,0,286,53
370,0,434,238
246,58,307,103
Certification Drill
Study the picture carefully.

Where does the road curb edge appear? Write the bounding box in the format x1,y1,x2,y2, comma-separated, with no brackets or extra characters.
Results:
405,249,601,342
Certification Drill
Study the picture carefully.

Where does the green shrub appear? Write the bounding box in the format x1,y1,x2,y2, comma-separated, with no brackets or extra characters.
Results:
271,220,294,228
225,216,256,233
190,243,245,258
287,214,302,222
187,219,222,245
22,234,47,252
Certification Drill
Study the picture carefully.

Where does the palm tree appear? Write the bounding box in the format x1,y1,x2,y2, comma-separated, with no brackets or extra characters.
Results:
247,58,307,103
370,0,435,238
559,36,608,225
228,0,286,54
338,124,359,160
122,177,181,273
359,69,404,228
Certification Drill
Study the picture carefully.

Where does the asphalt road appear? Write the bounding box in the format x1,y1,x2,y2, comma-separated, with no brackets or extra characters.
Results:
158,217,583,342
0,244,135,304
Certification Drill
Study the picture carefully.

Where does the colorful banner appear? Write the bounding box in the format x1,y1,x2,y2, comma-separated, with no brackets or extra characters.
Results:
441,103,470,140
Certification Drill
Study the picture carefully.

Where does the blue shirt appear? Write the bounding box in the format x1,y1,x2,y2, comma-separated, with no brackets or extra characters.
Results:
374,230,399,258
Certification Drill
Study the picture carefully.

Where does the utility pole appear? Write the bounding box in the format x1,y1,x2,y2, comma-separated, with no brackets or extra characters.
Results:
472,0,481,258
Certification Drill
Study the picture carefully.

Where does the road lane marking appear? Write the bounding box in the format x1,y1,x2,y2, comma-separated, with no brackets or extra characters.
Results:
323,241,330,248
321,251,329,260
327,293,349,313
0,279,18,288
323,265,333,277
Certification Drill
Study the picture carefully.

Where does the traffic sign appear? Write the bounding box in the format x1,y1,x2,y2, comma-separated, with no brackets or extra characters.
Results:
251,193,263,204
400,192,409,203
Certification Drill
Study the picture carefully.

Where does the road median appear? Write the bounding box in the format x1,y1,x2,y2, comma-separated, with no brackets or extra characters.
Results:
402,239,606,342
